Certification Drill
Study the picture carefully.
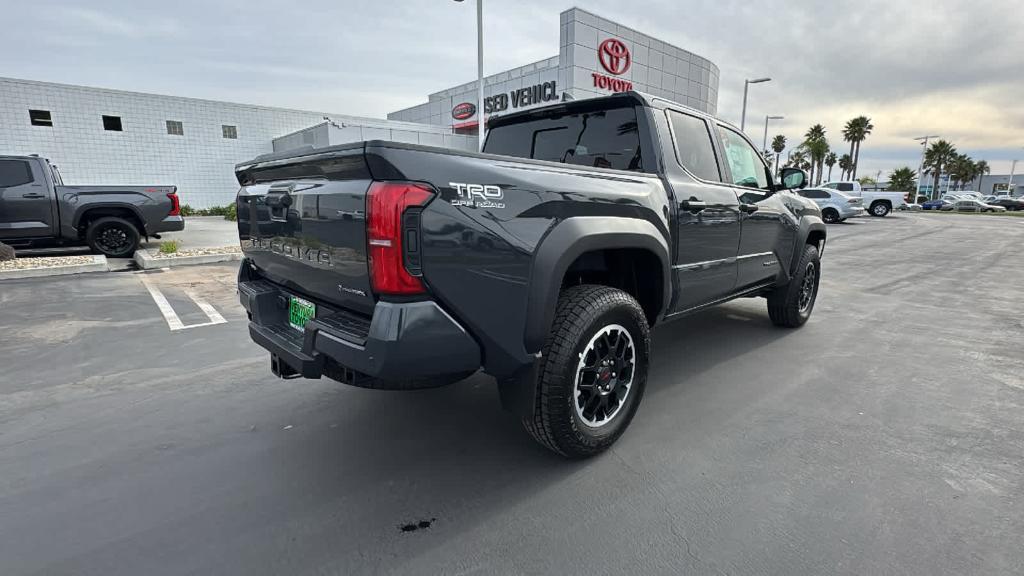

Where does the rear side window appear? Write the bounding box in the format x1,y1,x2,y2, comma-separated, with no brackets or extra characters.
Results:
667,110,720,181
837,183,854,192
801,189,829,199
0,160,34,187
484,107,644,172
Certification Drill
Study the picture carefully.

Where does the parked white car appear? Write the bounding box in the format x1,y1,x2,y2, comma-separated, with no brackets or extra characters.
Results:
821,181,907,217
796,188,865,223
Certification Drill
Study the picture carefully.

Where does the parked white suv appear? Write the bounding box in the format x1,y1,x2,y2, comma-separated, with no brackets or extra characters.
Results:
797,188,865,223
822,181,907,217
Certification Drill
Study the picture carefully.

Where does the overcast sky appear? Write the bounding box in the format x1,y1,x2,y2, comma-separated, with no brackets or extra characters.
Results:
4,0,1022,179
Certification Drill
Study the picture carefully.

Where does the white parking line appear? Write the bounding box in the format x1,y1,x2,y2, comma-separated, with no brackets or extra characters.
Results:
140,276,227,331
184,288,227,326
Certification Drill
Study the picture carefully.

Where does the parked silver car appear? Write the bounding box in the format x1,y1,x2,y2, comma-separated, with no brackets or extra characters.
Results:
797,188,865,223
940,199,1007,213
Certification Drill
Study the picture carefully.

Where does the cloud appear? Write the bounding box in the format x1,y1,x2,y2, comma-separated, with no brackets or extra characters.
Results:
3,0,1021,174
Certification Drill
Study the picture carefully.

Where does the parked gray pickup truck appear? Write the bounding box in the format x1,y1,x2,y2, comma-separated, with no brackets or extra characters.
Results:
0,154,184,257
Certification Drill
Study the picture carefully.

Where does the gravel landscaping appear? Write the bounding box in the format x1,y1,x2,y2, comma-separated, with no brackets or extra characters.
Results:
0,255,98,271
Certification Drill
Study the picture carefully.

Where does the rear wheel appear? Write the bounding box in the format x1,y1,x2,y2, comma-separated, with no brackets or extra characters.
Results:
523,285,650,458
85,216,140,257
767,244,820,328
869,202,891,217
821,208,840,224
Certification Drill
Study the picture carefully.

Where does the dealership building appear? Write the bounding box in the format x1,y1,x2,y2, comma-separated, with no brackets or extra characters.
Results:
0,8,719,209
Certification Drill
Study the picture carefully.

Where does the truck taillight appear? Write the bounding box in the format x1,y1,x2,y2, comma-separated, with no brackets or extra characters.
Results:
366,182,434,295
168,192,181,216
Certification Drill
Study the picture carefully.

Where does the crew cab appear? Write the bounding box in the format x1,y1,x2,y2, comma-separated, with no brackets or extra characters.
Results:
822,180,907,217
234,92,825,457
0,155,183,257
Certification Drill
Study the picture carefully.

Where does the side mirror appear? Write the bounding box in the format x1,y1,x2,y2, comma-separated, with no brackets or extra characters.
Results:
778,167,808,191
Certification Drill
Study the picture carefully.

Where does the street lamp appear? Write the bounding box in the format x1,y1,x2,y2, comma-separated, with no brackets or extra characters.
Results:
762,115,783,152
913,135,939,200
740,77,771,132
454,0,485,151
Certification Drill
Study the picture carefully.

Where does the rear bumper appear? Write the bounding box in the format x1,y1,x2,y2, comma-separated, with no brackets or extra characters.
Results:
150,215,185,234
238,271,481,385
842,206,866,218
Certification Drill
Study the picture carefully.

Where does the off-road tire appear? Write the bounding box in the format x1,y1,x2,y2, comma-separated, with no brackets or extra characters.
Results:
767,244,820,328
85,216,140,258
522,285,651,458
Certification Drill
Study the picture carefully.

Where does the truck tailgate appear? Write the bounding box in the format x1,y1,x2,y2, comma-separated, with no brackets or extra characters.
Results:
236,145,376,316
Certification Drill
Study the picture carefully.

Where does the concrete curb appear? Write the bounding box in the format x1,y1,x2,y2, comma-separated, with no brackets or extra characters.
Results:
134,249,242,270
0,255,109,280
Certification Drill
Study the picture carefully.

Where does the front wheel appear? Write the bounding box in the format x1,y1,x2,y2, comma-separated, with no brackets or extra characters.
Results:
85,216,140,258
767,244,821,328
522,285,651,458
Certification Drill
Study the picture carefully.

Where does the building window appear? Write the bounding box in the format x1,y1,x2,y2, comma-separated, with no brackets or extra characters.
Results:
102,115,123,131
166,120,184,136
222,125,238,139
29,110,53,127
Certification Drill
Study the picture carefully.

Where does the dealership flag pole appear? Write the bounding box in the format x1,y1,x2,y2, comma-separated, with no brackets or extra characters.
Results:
477,0,485,152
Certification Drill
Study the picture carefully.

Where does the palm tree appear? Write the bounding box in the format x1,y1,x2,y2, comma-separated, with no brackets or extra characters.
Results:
803,124,828,185
838,154,853,180
771,134,786,176
972,159,990,190
948,154,976,191
922,140,957,199
824,152,837,181
842,116,874,179
888,166,917,194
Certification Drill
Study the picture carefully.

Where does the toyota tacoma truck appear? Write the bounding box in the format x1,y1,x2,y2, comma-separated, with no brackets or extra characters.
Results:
0,154,184,257
234,92,825,458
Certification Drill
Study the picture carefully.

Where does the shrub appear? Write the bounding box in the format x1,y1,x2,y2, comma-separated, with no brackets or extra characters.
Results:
0,242,15,261
224,203,237,221
158,240,180,254
179,204,198,217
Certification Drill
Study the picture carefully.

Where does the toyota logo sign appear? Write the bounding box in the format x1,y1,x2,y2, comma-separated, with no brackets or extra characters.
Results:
452,102,477,120
598,39,631,75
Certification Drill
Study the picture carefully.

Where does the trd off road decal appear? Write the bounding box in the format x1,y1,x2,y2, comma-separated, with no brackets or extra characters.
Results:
449,182,505,209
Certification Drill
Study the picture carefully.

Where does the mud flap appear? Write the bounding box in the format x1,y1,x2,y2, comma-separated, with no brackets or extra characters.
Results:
496,353,542,418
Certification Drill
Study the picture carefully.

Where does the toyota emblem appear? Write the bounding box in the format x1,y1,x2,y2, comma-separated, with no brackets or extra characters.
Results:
598,39,631,75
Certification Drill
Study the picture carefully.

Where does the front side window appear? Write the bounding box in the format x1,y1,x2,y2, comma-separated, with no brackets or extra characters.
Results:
0,160,34,187
667,110,720,181
484,107,644,172
716,125,769,189
837,183,854,192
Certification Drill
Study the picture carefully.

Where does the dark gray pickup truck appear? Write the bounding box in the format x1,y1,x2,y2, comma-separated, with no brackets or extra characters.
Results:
235,92,825,457
0,154,184,257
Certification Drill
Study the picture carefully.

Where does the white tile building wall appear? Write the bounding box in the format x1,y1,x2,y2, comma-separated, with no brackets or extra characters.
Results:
273,120,476,153
0,77,446,209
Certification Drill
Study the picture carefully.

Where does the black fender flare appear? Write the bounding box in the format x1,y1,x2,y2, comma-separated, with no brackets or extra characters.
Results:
791,216,826,275
70,203,148,235
523,216,671,353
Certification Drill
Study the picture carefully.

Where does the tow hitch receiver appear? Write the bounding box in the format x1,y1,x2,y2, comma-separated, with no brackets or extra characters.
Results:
270,354,301,379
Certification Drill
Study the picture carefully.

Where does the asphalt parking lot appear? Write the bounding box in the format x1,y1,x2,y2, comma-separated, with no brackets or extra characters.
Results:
1,212,1022,575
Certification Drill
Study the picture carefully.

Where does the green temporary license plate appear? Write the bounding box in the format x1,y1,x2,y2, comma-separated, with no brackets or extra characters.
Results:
288,296,316,331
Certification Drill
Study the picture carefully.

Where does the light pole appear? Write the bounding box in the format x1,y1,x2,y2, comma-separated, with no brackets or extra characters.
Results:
1009,158,1018,195
455,0,485,151
740,77,771,132
762,115,783,152
913,135,938,200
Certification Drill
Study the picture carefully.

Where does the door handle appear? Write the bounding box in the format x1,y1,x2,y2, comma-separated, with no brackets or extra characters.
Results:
21,193,45,199
739,203,759,213
680,200,707,213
